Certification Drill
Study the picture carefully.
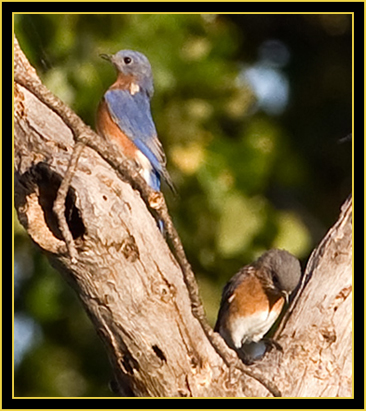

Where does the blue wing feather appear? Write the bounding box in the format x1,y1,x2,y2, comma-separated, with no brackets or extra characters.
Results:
104,89,165,175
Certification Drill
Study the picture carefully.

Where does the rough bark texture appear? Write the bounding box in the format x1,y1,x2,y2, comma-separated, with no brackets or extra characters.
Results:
251,196,352,397
14,37,352,398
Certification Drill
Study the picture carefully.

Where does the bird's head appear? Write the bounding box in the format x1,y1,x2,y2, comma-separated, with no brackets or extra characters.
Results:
256,249,302,298
101,50,154,97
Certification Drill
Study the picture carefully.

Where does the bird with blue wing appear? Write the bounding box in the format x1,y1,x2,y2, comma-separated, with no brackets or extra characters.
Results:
96,50,174,231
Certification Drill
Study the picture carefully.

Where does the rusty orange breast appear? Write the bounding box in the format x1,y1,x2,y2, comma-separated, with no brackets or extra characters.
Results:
96,98,138,159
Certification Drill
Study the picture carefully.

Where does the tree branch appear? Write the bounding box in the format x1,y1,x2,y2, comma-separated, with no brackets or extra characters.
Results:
14,36,352,398
14,36,282,397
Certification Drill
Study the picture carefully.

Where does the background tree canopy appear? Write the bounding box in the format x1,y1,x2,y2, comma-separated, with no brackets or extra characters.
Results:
14,13,352,397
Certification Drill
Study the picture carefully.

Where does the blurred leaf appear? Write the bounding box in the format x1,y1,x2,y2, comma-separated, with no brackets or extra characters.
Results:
273,211,312,258
216,192,266,257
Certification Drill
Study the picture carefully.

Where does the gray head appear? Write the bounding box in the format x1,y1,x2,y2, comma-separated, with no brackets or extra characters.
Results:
256,249,301,294
101,50,153,95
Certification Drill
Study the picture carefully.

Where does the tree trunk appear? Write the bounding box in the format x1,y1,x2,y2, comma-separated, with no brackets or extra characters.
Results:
250,196,352,397
14,36,352,398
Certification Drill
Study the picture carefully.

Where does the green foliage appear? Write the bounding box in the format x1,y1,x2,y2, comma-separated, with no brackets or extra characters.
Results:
14,14,352,397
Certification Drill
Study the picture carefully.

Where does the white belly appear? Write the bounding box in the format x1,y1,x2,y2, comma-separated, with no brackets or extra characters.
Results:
229,309,278,348
135,150,153,186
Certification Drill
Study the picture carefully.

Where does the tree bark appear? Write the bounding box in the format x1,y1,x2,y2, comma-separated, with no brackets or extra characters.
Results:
14,36,352,398
251,195,352,397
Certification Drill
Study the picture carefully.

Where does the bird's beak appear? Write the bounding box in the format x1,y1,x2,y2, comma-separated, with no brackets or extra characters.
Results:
282,290,290,304
100,53,113,62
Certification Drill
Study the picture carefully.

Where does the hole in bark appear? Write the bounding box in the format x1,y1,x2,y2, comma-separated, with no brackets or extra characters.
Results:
152,344,167,362
34,162,85,240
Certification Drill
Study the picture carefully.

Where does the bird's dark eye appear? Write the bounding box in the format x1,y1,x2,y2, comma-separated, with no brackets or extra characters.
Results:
123,57,132,65
272,273,281,289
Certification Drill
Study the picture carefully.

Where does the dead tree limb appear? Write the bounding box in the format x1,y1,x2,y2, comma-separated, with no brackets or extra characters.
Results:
14,36,352,398
249,195,352,397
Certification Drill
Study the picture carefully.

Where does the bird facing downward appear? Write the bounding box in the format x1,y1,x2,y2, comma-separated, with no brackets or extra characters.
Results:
96,49,173,197
215,249,301,361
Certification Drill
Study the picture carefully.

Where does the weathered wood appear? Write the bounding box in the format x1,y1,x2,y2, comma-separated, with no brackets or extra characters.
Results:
14,36,352,397
249,196,352,397
14,37,255,397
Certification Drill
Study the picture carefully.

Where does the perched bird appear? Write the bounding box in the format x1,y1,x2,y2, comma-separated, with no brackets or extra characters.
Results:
96,50,173,221
215,249,301,363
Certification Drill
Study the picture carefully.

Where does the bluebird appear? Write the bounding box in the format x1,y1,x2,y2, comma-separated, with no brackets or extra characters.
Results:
215,249,301,363
96,50,174,225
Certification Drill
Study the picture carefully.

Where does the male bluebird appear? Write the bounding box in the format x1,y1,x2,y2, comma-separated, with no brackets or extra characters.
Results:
215,249,301,363
96,50,173,210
